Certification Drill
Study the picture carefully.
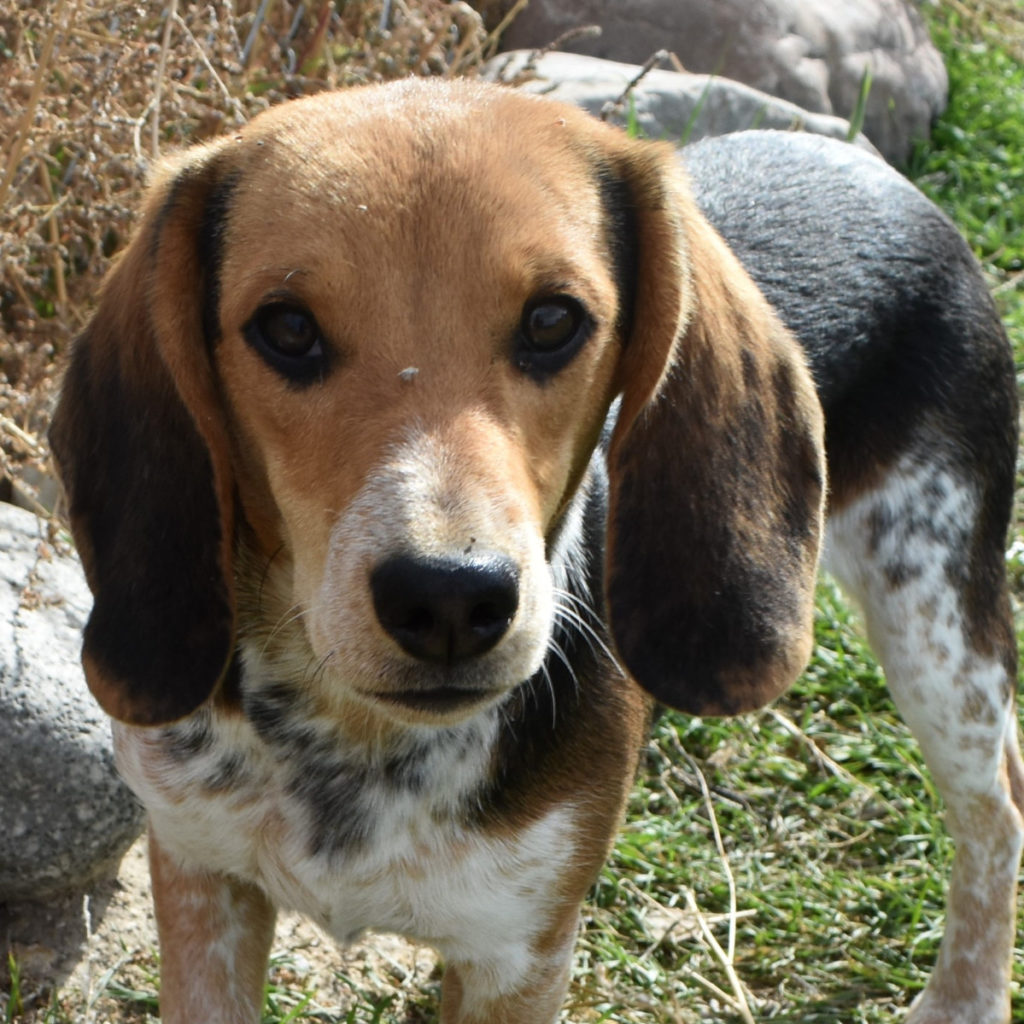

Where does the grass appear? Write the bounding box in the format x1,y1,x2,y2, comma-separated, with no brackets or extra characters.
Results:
906,5,1024,349
3,0,1024,1021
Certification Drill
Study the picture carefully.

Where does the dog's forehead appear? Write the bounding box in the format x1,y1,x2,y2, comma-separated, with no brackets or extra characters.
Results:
215,83,623,335
238,79,603,176
222,83,611,249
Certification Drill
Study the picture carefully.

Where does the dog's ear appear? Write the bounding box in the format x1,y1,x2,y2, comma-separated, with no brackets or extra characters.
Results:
603,140,826,716
49,144,237,726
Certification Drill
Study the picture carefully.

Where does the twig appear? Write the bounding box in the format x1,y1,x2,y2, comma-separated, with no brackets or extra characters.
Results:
601,49,668,121
767,709,858,785
36,158,68,315
620,875,756,961
680,749,740,964
479,0,530,62
654,730,756,1019
298,0,334,77
993,268,1024,296
533,23,600,61
173,12,247,124
131,100,156,165
67,26,117,45
8,272,33,313
0,417,47,457
25,192,71,225
443,2,484,76
667,51,687,75
767,707,902,820
659,730,745,966
501,24,601,86
0,0,78,212
684,889,757,1024
151,0,178,159
242,0,275,67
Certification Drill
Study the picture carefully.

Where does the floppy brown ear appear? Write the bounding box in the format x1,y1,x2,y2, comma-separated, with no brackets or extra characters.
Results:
49,145,238,726
604,141,826,716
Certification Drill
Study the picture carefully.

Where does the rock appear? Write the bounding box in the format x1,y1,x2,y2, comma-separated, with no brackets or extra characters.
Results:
0,502,144,900
491,0,947,163
484,51,877,153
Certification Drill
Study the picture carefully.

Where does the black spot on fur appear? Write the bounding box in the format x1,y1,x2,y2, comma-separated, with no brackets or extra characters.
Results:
596,165,640,343
163,713,215,761
289,754,376,856
204,753,248,792
244,682,317,752
196,171,239,348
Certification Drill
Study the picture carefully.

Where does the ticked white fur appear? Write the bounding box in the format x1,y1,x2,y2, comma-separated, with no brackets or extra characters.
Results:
824,455,1024,1024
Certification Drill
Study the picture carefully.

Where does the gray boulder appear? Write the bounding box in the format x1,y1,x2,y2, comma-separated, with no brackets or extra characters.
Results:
0,502,144,899
485,51,877,152
493,0,947,163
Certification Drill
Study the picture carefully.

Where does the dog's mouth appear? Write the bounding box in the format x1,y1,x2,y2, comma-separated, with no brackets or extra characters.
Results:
365,686,502,716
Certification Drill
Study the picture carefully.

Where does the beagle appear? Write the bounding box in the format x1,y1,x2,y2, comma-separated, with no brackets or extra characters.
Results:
49,78,1022,1024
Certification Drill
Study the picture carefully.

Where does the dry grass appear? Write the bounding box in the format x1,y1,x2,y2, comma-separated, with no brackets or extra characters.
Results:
945,0,1024,60
0,0,494,509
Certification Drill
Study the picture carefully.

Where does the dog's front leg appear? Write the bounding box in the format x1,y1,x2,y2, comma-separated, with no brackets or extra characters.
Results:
439,913,578,1024
150,830,277,1024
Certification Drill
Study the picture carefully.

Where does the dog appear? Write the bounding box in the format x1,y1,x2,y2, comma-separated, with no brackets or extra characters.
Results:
49,78,1022,1023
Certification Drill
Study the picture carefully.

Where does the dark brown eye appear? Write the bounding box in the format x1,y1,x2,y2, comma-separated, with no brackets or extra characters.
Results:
516,296,591,379
523,298,583,351
243,302,331,384
259,305,320,357
522,297,585,352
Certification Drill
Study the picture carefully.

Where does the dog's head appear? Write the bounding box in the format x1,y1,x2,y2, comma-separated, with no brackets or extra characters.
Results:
50,79,825,728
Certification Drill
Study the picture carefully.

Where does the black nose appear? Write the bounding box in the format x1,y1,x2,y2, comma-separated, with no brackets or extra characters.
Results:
371,553,520,665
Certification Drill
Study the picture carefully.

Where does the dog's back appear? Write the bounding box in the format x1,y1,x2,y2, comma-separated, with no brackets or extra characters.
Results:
688,130,1017,506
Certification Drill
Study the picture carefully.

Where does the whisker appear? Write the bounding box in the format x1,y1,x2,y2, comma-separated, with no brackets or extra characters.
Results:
544,634,581,703
259,603,309,657
552,588,621,670
535,659,560,728
310,649,337,688
256,543,286,617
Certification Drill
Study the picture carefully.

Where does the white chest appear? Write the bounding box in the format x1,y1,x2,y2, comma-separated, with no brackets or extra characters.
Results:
114,714,578,981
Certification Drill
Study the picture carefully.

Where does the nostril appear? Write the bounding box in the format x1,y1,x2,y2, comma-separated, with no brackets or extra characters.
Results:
470,601,505,632
396,606,436,635
371,553,520,665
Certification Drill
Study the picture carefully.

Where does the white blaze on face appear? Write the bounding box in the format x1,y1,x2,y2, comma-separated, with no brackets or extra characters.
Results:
307,426,556,707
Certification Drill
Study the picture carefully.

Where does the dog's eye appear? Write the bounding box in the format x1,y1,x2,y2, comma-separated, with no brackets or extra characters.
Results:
258,305,321,358
516,296,590,378
523,299,583,350
243,302,331,384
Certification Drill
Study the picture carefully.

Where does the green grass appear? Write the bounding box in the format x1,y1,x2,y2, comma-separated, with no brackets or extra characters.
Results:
5,955,22,1023
906,7,1024,347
